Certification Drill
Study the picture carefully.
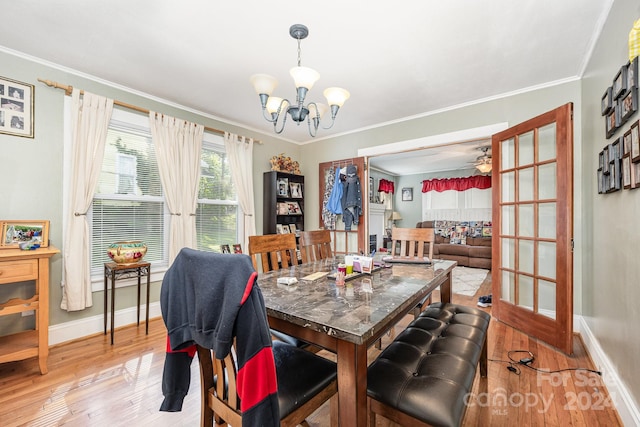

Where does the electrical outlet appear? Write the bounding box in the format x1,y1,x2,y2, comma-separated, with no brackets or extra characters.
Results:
21,310,35,317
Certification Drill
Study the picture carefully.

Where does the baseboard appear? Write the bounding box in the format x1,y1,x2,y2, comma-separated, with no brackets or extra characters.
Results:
576,315,640,426
48,301,162,346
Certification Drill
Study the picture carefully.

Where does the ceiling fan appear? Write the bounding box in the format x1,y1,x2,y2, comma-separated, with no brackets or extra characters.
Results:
472,146,492,173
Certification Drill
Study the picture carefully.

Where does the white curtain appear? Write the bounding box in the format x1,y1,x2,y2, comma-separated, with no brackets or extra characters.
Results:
224,132,256,250
149,112,204,264
61,89,114,311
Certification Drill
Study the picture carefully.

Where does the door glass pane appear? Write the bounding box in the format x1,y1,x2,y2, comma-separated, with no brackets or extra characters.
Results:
502,137,515,169
519,167,534,201
501,270,515,303
538,241,556,279
538,162,557,199
519,131,534,166
518,239,534,274
518,204,534,237
518,274,534,309
502,171,515,203
539,279,556,319
538,123,556,162
501,205,515,235
538,202,556,239
501,238,515,269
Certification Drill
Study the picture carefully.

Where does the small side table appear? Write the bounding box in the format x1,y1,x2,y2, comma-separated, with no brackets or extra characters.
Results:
104,262,151,345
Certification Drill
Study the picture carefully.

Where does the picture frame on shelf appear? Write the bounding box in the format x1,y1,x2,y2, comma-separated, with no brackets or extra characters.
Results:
623,154,632,189
605,106,619,138
277,177,289,197
631,120,640,163
619,88,637,124
233,244,242,254
220,244,231,254
1,220,49,248
289,181,303,198
277,202,289,215
601,86,613,115
0,76,34,138
288,224,297,233
401,187,413,201
613,65,628,99
287,201,302,215
276,224,285,234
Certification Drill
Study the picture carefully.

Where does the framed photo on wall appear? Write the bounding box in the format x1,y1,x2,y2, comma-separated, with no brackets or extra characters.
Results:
632,120,640,163
605,107,619,138
401,187,413,201
613,65,628,99
0,76,34,138
601,87,613,115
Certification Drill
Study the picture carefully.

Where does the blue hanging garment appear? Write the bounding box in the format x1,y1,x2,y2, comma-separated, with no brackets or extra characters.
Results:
326,167,343,214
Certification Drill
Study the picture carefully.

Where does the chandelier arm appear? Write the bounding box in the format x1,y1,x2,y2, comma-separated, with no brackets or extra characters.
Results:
273,106,289,134
322,105,341,129
307,115,318,137
261,107,278,123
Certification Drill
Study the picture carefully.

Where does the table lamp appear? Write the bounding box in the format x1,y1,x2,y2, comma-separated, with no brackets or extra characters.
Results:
389,211,402,227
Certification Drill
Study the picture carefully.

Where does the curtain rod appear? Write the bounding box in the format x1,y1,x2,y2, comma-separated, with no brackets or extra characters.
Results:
37,78,262,144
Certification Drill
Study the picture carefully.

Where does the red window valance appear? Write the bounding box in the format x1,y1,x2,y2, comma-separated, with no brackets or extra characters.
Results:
421,175,491,193
378,178,395,194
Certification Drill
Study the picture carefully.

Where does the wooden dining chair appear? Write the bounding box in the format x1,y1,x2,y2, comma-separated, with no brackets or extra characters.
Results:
390,227,435,262
298,229,333,263
198,330,338,427
248,233,298,273
248,233,316,349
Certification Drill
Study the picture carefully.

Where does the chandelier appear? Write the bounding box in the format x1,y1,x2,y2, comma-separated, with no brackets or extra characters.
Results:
250,24,350,137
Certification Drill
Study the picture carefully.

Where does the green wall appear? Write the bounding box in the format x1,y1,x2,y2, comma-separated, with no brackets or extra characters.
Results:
0,49,298,331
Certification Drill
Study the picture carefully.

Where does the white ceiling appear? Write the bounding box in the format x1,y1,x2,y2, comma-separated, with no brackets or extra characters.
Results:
0,1,611,172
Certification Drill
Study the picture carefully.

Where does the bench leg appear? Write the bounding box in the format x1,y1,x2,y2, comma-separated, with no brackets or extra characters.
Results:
479,333,488,377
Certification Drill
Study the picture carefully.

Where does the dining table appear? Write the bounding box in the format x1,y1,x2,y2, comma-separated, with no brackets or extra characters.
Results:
257,257,457,427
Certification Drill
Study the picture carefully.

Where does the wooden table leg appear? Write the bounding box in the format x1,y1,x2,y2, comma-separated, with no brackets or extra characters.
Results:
440,271,452,304
336,340,368,427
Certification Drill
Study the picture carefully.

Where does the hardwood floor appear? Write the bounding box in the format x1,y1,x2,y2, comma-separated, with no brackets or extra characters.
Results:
0,274,622,426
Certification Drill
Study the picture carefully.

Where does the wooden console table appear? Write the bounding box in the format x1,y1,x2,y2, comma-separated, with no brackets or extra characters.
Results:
0,246,60,374
103,262,151,345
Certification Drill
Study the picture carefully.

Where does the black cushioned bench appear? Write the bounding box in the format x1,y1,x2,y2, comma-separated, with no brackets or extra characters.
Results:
367,302,490,427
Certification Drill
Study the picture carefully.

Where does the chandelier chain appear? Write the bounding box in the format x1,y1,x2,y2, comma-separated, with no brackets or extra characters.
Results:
296,38,302,67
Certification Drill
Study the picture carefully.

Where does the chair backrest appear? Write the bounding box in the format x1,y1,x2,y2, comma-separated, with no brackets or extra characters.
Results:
298,229,333,263
248,233,298,272
198,343,241,426
390,227,434,261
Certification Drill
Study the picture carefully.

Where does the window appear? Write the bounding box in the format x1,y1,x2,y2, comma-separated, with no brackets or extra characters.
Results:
196,140,241,252
90,116,166,276
72,107,242,285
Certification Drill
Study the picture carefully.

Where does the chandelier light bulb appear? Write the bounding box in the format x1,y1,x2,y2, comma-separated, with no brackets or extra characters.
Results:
324,87,350,107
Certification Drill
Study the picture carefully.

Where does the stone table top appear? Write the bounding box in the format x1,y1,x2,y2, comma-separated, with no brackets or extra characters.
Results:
258,258,456,345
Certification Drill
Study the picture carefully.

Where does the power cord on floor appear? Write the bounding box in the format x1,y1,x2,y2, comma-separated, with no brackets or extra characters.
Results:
490,349,602,376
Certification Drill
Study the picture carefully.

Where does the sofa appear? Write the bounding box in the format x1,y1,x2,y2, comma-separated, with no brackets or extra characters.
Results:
416,221,492,269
